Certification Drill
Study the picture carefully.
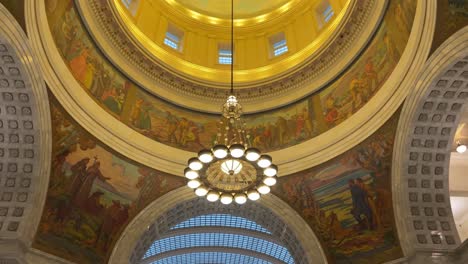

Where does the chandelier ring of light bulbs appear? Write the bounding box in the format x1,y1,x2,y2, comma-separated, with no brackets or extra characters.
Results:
185,143,278,204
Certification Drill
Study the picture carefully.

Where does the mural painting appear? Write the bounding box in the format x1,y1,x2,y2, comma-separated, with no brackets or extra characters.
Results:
430,0,468,54
33,95,185,264
273,111,402,263
45,0,415,152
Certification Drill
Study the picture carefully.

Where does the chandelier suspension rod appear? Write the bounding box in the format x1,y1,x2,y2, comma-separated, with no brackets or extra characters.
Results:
230,0,234,95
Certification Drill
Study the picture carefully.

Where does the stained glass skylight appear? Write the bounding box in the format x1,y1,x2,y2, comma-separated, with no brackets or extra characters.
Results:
149,252,272,264
143,233,294,263
171,214,271,234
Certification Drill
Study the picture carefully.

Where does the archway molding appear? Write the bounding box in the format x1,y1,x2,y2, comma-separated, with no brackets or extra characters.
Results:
111,187,327,264
393,26,468,259
0,2,51,262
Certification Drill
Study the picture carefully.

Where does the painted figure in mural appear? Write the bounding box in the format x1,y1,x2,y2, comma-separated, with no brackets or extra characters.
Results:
49,150,70,193
381,33,400,69
89,60,110,100
302,107,314,137
68,157,91,204
83,191,105,216
183,121,204,148
349,74,363,112
72,160,110,208
60,11,78,57
165,111,179,144
130,99,152,131
96,200,129,250
177,117,190,146
395,3,410,34
101,83,126,114
364,58,379,94
324,95,339,127
69,46,90,85
348,178,374,230
275,116,291,146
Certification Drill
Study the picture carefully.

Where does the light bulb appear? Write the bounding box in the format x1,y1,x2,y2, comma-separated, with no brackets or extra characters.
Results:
245,148,261,161
257,184,270,194
213,145,228,159
264,165,278,177
221,159,243,175
229,144,245,158
457,143,467,154
220,193,233,204
198,149,214,163
263,177,277,186
195,186,208,196
187,179,201,189
207,191,220,202
257,155,272,168
184,168,199,179
188,158,203,171
247,190,260,201
234,193,247,204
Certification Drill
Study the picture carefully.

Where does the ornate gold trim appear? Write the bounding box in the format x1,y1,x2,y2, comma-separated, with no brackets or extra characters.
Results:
161,0,305,26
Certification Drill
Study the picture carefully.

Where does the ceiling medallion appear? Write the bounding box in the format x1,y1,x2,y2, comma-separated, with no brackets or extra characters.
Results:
184,0,277,204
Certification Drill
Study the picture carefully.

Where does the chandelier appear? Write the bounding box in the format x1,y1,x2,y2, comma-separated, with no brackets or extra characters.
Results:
184,1,278,205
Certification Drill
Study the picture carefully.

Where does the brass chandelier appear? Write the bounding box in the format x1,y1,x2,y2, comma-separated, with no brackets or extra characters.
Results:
184,0,278,204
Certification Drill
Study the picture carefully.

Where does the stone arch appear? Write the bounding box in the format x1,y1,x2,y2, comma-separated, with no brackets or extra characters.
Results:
110,187,326,264
0,2,51,261
393,26,468,258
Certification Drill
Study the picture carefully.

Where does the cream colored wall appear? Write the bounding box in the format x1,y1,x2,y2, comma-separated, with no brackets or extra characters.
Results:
450,152,468,242
119,0,346,70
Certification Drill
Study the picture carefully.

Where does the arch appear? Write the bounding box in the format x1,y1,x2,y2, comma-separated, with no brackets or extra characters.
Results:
140,248,284,264
171,213,272,234
0,2,51,262
393,26,468,257
141,232,293,263
110,187,326,264
160,227,280,243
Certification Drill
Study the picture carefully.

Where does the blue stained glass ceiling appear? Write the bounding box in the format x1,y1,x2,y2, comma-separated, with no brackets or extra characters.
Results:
143,233,294,263
149,252,272,264
171,214,272,234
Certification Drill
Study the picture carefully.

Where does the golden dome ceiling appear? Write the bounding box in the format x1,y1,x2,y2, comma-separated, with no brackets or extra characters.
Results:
167,0,294,19
113,0,350,84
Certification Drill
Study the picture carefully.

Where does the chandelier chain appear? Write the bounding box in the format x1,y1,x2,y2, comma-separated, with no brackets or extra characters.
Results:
230,0,234,95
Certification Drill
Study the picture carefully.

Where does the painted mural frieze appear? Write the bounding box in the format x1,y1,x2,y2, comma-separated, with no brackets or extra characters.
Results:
33,94,185,263
45,0,415,153
273,110,402,263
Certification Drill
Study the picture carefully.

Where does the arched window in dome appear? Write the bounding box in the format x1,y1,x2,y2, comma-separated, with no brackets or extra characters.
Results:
121,0,131,8
218,43,232,65
121,0,139,16
316,0,335,28
164,24,184,52
269,32,288,58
